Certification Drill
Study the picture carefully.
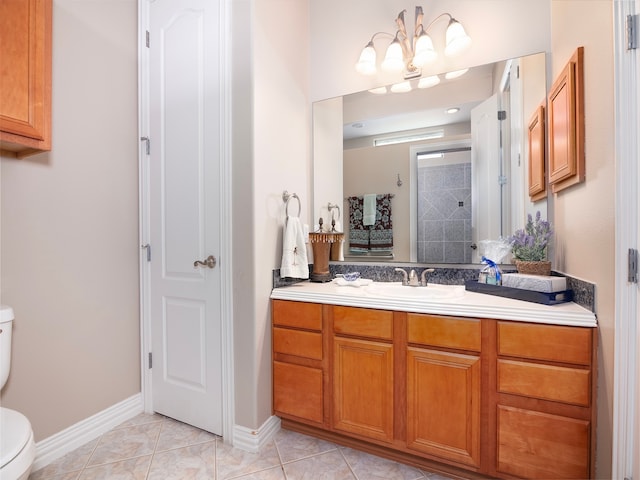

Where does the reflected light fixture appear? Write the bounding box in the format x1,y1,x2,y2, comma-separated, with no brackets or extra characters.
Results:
355,7,471,80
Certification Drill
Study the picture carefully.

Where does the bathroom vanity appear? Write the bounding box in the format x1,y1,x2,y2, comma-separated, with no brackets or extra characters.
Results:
270,282,597,479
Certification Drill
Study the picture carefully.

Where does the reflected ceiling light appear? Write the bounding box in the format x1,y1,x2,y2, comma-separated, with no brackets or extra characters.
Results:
355,7,471,81
390,81,412,93
446,107,460,114
444,68,469,80
374,130,445,147
417,75,440,89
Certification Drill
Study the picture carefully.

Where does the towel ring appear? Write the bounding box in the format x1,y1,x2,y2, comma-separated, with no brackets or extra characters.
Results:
328,202,341,221
283,190,301,217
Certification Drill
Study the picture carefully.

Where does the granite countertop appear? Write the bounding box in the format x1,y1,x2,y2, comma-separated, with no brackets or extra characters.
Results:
270,280,597,328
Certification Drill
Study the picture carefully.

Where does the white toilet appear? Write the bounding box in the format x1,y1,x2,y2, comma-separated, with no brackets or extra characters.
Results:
0,305,35,480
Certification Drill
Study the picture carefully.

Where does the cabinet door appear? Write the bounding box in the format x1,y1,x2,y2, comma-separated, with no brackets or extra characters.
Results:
0,0,52,154
333,337,394,443
407,347,481,467
273,361,323,424
497,406,590,479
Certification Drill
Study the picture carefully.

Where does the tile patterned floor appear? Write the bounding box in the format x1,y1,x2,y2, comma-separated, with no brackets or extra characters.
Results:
28,413,456,480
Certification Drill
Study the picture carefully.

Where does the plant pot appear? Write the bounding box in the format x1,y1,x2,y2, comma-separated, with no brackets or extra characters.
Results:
514,260,551,276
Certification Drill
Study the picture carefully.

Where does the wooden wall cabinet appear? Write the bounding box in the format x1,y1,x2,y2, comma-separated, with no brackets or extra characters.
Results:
272,300,597,479
0,0,52,158
548,47,585,193
527,104,546,202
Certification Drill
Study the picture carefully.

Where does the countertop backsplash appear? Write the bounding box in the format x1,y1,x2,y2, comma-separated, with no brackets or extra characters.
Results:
273,263,595,313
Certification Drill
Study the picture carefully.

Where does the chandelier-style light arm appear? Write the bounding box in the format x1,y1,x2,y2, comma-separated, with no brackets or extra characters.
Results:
354,6,471,80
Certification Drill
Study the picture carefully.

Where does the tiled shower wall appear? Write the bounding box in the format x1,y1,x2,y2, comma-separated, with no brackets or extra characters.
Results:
417,161,472,263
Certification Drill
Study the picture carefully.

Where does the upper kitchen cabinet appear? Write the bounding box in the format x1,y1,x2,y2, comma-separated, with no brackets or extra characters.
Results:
0,0,52,158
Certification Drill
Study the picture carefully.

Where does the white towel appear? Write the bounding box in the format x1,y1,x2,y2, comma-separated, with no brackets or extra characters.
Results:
363,194,377,226
280,217,309,279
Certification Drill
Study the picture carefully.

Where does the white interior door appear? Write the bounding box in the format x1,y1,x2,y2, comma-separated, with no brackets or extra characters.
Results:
147,0,223,435
471,94,501,263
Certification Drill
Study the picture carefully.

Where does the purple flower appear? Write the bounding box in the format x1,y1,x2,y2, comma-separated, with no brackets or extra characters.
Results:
507,211,553,261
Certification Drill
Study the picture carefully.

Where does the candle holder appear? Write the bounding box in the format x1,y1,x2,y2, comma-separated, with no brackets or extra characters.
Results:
309,232,344,282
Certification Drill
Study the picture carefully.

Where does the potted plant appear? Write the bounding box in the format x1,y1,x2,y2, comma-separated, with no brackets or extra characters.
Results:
508,211,553,275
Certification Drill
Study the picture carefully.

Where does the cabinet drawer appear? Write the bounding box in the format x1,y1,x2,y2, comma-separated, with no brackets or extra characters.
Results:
273,300,322,331
407,314,481,352
273,361,323,424
497,405,590,479
498,322,592,365
333,306,393,340
498,359,590,406
273,327,322,360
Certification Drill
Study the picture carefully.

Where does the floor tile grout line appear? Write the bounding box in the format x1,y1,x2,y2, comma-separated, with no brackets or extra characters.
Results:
142,414,168,479
278,446,340,466
337,447,360,480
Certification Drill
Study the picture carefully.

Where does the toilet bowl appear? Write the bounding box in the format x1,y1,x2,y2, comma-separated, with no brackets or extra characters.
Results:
0,408,35,480
0,306,35,480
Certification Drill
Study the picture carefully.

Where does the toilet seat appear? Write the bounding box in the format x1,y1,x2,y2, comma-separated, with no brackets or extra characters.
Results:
0,408,35,479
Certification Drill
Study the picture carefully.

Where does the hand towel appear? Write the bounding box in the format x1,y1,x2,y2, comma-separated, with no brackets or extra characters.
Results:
363,193,377,226
369,194,394,251
348,196,369,252
280,217,309,279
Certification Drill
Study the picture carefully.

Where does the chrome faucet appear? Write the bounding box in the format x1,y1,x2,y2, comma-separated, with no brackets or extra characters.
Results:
395,267,435,286
394,268,409,285
394,268,420,286
420,268,435,286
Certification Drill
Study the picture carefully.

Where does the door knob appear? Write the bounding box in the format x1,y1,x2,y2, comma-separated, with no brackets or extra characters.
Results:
194,255,216,269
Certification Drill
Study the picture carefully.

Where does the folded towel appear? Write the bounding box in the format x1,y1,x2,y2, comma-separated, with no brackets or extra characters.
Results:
363,193,377,226
280,217,309,279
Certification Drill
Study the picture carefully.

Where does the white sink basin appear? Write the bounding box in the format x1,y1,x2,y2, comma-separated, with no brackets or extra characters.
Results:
363,282,465,301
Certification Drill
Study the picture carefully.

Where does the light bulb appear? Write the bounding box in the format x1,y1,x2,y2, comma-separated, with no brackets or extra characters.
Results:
445,18,472,57
413,32,437,67
381,38,404,73
355,41,377,75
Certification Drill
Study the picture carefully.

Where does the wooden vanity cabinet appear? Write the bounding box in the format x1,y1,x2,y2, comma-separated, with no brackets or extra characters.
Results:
272,300,326,426
331,306,395,443
494,322,596,479
0,0,52,157
271,300,597,480
406,314,482,468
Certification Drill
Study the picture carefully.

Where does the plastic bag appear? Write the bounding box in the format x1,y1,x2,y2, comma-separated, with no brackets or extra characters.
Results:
477,239,511,285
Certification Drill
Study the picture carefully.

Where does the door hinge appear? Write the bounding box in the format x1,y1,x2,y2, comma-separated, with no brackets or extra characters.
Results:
498,175,508,186
629,248,638,283
498,110,507,121
148,352,153,369
141,244,151,262
628,14,638,50
146,30,150,48
140,136,150,155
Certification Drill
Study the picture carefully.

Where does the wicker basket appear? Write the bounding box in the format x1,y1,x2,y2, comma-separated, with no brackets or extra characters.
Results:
514,260,551,276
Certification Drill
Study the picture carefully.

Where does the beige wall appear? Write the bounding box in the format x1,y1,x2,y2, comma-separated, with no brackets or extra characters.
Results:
0,0,140,441
232,0,312,429
550,1,615,477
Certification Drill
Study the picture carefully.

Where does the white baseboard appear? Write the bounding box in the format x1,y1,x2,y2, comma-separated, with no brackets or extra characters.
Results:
232,415,281,453
32,393,143,472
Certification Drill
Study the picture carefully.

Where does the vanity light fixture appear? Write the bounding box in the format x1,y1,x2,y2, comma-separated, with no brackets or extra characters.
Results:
355,7,472,81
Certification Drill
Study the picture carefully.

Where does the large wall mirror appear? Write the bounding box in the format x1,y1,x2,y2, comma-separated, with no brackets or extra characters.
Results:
313,52,548,264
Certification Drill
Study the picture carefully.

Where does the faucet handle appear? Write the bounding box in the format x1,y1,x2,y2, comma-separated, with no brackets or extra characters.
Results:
394,267,409,286
420,268,435,286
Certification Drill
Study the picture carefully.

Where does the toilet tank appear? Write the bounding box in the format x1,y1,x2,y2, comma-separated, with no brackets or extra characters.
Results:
0,305,15,390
